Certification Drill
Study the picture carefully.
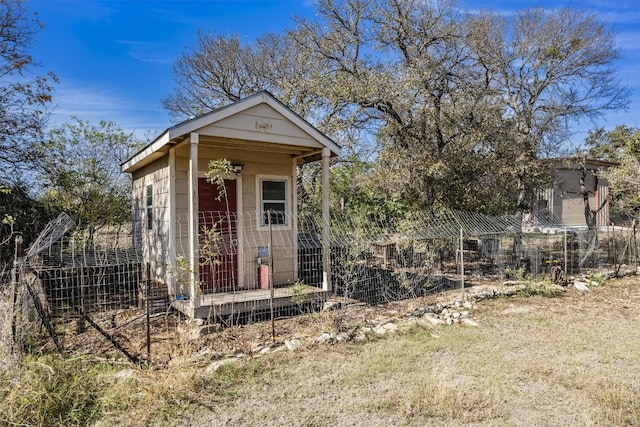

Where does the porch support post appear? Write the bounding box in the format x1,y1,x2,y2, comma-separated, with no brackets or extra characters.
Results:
188,132,200,312
236,173,244,289
292,158,299,282
321,147,331,292
168,147,177,297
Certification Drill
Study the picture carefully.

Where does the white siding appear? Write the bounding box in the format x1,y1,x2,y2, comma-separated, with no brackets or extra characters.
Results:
132,156,171,283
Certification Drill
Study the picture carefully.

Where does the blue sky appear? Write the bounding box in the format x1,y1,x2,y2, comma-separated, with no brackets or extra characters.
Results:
27,0,640,147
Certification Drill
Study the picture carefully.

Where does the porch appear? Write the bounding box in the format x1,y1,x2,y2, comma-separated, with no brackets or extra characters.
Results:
172,284,329,320
169,211,328,319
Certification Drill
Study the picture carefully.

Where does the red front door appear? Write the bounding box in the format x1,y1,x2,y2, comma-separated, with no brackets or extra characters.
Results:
198,178,238,293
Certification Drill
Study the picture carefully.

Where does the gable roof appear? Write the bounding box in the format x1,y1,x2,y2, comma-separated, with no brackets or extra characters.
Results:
122,91,341,173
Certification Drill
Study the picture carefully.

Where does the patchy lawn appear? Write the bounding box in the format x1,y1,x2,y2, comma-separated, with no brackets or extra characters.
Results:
171,277,640,427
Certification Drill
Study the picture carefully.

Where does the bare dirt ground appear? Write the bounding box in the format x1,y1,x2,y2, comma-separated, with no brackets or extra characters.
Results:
56,276,640,426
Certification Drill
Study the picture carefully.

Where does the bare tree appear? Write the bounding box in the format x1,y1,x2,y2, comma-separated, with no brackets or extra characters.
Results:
161,33,263,121
0,0,57,182
161,0,629,215
469,7,628,212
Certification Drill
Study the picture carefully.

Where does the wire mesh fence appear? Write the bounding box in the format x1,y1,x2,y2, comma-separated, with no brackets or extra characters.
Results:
1,214,146,363
26,215,142,316
0,208,638,361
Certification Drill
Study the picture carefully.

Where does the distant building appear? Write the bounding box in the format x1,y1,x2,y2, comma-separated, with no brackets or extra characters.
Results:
532,157,619,227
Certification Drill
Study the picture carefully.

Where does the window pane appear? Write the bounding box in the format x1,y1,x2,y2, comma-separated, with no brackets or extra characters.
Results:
262,180,285,201
263,202,286,225
146,185,153,230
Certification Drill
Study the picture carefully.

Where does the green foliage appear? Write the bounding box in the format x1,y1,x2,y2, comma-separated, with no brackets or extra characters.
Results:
505,266,528,281
0,355,113,426
167,255,193,294
40,117,142,226
290,280,308,307
587,125,640,216
0,353,266,426
0,181,53,262
586,125,640,161
608,156,640,216
588,272,606,286
329,160,405,234
205,158,234,198
517,280,562,298
504,266,562,297
199,223,223,270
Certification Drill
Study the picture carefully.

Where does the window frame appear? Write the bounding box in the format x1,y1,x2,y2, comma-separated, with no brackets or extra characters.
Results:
146,184,153,230
256,175,291,229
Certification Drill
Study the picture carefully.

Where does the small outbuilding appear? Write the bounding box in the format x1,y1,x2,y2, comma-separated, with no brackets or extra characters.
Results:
532,157,618,227
121,91,340,319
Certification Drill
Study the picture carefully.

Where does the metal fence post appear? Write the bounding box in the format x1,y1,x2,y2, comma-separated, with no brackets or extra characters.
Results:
146,262,151,358
459,228,464,291
564,227,568,277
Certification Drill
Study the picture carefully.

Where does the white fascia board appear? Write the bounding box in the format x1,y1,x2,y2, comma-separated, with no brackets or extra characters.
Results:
170,97,263,137
264,96,342,157
121,130,171,173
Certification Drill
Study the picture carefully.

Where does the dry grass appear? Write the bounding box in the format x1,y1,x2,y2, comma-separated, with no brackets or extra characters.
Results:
2,277,640,426
176,278,640,427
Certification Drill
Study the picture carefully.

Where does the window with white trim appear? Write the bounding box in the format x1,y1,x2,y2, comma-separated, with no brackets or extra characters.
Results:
260,178,288,226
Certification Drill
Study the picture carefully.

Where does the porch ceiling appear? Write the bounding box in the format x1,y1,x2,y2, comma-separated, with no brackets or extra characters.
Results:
198,135,325,162
121,134,324,173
